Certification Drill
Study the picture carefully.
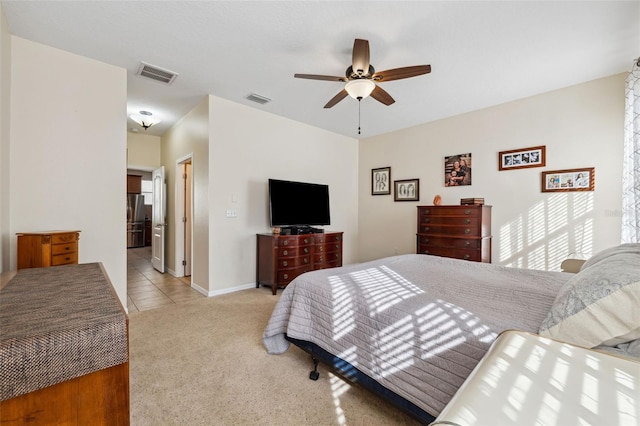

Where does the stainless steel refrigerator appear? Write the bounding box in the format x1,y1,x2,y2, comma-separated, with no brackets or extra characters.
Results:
127,194,146,248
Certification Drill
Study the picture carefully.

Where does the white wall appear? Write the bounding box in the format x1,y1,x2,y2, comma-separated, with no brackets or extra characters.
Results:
161,97,209,292
127,131,161,170
208,96,358,295
359,74,624,271
9,37,128,304
0,4,10,272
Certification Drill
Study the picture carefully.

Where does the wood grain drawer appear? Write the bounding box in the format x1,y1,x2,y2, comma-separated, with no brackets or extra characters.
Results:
419,206,481,217
276,236,314,247
315,242,342,254
419,215,479,226
51,233,78,244
315,259,342,270
418,224,479,236
417,235,482,249
314,233,342,244
277,266,312,285
277,245,312,257
51,243,77,255
52,251,78,266
314,252,341,263
277,256,311,269
417,245,481,261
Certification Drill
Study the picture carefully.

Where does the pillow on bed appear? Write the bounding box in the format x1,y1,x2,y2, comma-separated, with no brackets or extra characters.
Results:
580,243,640,271
539,247,640,348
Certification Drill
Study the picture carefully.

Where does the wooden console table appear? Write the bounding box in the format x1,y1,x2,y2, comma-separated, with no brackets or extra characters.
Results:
0,263,129,425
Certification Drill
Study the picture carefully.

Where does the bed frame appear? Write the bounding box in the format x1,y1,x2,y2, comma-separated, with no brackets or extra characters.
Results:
286,335,436,424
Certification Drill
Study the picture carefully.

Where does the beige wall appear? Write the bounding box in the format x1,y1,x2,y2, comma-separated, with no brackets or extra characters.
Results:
9,37,128,304
359,74,625,271
208,96,358,295
0,4,10,272
161,97,209,293
127,131,161,170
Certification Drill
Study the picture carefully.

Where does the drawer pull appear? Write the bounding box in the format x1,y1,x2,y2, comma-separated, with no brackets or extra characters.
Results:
423,250,430,254
335,236,341,241
319,256,324,261
335,244,340,249
65,257,71,261
64,246,71,251
423,238,429,244
304,248,309,254
464,228,471,234
464,241,471,247
424,209,430,215
464,219,471,224
283,240,288,246
283,250,288,256
284,274,288,280
464,209,471,215
304,258,308,264
304,238,309,244
464,254,470,260
282,261,288,267
319,246,324,252
424,226,430,232
424,218,430,223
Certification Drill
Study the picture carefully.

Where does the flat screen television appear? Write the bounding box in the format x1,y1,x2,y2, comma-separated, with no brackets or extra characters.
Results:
269,179,330,227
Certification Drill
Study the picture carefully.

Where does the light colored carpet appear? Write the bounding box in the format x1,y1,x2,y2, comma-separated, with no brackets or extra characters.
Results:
129,288,422,426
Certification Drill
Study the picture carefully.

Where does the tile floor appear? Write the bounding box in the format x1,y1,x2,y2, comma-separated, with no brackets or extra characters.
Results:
127,246,204,313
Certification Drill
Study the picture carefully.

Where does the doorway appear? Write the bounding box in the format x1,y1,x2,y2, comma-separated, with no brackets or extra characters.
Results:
176,155,193,279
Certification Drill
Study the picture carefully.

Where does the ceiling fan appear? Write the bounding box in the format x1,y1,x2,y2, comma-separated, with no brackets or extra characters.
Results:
294,38,431,109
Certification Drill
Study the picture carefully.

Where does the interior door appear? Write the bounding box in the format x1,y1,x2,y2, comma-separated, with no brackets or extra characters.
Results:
152,166,166,272
184,162,192,276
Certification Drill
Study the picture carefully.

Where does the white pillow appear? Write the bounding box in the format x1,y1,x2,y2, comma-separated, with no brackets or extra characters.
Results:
580,243,640,271
540,249,640,348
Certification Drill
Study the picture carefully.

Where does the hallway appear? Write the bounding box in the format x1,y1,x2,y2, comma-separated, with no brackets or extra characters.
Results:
127,246,204,313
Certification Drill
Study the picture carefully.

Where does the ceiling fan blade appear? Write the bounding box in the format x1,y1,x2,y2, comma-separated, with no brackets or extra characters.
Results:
370,85,395,106
352,39,370,76
324,89,348,108
372,65,431,82
294,73,346,82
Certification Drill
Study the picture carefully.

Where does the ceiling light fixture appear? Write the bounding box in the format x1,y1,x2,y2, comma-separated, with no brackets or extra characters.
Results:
345,79,375,100
130,110,161,130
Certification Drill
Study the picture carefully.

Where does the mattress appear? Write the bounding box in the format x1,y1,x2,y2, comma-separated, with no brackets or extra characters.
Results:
263,254,570,417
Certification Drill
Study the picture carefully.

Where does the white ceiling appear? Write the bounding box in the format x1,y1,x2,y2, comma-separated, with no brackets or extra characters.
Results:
2,1,638,138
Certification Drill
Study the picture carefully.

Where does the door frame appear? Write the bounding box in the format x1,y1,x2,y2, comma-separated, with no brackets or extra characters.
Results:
174,153,193,280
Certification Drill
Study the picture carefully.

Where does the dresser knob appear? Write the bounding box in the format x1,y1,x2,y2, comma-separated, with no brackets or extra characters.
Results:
464,228,471,234
284,274,288,280
283,240,288,246
424,209,430,214
464,219,471,224
464,254,470,260
464,209,471,215
424,250,430,254
464,241,471,247
336,236,341,241
304,238,309,244
319,256,324,261
283,250,288,256
283,261,288,267
335,244,339,249
319,246,324,252
304,258,308,264
423,238,429,244
304,248,309,253
424,227,430,232
424,218,430,223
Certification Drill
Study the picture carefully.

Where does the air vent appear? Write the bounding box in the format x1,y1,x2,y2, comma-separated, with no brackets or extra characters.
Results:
245,93,271,105
136,62,178,85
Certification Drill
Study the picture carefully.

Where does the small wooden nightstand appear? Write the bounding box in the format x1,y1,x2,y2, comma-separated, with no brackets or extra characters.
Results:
16,230,81,270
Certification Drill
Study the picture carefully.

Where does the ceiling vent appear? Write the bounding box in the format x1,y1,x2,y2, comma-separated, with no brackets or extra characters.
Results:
245,93,271,105
136,62,178,85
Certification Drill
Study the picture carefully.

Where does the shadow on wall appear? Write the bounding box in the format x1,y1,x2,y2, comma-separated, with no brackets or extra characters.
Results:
499,193,594,271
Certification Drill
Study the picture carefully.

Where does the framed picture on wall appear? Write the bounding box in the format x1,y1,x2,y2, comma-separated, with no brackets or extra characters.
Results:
444,153,472,186
371,167,391,195
394,178,419,201
542,167,594,192
499,145,546,171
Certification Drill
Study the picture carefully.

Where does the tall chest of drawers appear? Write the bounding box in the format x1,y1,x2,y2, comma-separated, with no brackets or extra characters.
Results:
256,232,343,294
16,230,81,270
416,205,491,262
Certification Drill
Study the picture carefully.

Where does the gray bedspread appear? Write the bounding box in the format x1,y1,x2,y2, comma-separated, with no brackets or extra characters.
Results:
263,254,570,417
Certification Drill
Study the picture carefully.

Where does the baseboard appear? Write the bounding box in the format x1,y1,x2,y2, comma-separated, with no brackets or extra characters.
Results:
193,282,257,298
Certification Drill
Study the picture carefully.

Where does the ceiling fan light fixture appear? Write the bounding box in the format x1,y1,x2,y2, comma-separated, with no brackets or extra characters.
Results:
130,110,161,130
345,79,375,100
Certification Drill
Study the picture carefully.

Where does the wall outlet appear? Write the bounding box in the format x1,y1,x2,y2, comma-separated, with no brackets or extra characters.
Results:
225,209,238,218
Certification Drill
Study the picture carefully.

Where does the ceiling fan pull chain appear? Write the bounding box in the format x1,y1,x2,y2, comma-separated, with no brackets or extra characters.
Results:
358,97,362,135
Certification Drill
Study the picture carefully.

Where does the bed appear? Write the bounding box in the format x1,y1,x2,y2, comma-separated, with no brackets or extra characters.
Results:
262,246,640,423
